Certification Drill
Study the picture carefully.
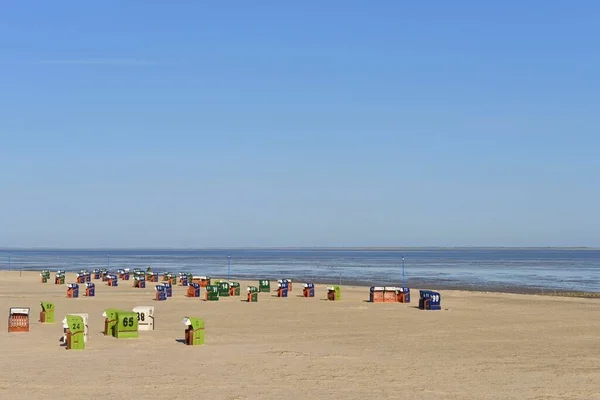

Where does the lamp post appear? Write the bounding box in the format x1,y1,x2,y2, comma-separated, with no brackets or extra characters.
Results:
227,255,231,280
402,254,405,288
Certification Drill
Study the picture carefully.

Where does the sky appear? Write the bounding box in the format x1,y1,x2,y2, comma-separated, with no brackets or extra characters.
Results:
0,1,599,248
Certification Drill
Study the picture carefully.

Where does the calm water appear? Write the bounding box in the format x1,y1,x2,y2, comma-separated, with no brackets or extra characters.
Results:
1,248,599,292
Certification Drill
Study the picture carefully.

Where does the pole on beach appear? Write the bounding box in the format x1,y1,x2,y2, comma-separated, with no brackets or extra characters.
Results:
227,255,231,280
339,273,342,286
402,254,405,288
108,253,110,270
8,252,11,271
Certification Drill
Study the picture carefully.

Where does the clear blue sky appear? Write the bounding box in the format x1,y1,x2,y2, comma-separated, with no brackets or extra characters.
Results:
1,1,598,248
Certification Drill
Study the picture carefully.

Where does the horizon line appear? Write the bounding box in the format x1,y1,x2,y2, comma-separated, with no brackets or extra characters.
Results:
0,246,598,251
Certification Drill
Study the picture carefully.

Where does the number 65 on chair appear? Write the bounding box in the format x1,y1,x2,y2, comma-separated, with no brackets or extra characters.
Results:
113,311,139,338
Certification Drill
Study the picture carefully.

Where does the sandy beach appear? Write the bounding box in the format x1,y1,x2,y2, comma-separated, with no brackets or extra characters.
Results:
0,271,599,400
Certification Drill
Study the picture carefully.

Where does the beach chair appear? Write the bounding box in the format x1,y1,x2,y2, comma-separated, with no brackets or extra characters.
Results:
40,270,50,283
259,279,270,292
187,283,201,297
107,275,118,286
85,282,95,297
217,282,230,297
155,285,167,301
179,273,191,286
199,276,211,288
8,307,30,333
327,285,341,301
277,280,289,297
419,290,441,310
183,317,204,345
63,315,85,350
369,286,385,303
229,282,240,296
133,306,155,331
302,283,315,297
277,279,292,291
396,287,410,303
163,282,172,297
113,311,138,338
66,283,79,298
102,309,120,336
247,286,258,302
383,287,398,303
40,302,55,323
119,269,130,280
205,285,219,301
55,272,65,285
133,274,146,288
63,313,89,343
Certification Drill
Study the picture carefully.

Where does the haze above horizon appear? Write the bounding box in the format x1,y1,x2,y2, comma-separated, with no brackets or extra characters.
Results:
1,1,598,248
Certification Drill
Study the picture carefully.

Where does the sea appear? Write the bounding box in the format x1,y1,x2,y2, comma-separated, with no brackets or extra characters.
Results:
1,248,599,293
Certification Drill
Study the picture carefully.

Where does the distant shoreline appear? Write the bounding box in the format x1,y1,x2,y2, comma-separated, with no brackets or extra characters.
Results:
2,247,597,295
1,246,598,251
2,269,598,299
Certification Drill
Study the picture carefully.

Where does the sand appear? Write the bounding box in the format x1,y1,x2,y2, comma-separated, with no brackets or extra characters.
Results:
0,271,599,400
